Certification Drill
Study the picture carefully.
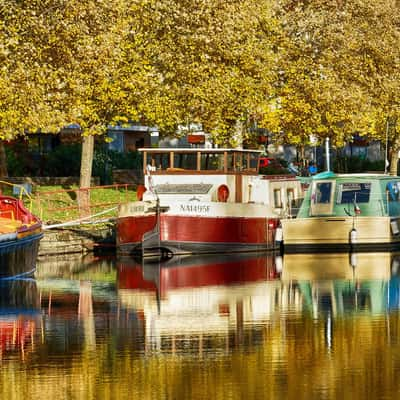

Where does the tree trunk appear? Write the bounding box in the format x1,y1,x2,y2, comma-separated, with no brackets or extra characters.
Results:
78,134,94,217
389,146,399,176
0,141,8,178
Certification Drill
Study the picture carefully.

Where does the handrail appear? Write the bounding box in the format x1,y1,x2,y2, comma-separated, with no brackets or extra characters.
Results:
0,180,34,213
0,180,33,201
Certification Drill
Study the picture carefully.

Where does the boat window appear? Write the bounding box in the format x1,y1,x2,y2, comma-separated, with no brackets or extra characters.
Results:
234,153,243,171
148,153,170,170
287,188,295,206
274,189,282,208
315,182,332,203
249,153,259,169
200,153,224,171
173,153,197,170
387,182,400,202
337,183,371,204
227,154,234,171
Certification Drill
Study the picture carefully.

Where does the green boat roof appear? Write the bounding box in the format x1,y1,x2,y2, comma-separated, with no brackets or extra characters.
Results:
312,171,337,180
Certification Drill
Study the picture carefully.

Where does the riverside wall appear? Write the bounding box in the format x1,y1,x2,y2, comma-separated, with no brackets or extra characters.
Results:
38,223,115,257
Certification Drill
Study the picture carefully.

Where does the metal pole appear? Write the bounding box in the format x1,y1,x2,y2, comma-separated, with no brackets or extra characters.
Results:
325,137,330,171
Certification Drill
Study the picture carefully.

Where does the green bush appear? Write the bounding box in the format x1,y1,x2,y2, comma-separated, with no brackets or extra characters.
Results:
5,146,29,176
41,144,82,176
334,156,385,173
6,143,142,182
93,148,142,184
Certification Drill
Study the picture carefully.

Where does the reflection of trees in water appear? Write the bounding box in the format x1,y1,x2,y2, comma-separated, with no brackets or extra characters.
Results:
36,253,116,278
2,274,400,399
0,279,39,311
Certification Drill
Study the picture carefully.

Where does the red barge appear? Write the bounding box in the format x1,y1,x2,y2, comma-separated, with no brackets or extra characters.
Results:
116,148,302,257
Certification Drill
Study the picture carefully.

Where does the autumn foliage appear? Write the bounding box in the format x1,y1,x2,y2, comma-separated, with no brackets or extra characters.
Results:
0,0,399,169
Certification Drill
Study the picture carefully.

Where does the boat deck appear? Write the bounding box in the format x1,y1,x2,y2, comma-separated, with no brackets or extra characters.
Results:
0,217,22,234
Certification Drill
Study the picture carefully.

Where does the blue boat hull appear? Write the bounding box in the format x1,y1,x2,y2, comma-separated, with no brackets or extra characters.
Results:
0,233,43,279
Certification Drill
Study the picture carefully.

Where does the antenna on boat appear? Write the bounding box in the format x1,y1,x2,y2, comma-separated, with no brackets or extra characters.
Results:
325,137,330,172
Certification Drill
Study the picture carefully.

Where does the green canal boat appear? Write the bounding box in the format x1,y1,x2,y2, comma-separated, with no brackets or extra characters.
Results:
280,171,400,251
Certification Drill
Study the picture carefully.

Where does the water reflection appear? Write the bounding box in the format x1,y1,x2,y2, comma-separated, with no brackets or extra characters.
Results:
282,252,400,316
118,252,279,353
1,252,400,399
0,279,39,358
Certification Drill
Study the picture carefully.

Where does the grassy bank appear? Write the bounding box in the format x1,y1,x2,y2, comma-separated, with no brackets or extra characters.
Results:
2,182,137,224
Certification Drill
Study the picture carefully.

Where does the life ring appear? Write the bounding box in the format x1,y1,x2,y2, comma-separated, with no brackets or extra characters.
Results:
217,184,230,202
136,184,146,201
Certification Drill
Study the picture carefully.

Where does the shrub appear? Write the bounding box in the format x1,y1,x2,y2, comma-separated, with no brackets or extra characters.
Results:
41,144,82,176
334,156,385,173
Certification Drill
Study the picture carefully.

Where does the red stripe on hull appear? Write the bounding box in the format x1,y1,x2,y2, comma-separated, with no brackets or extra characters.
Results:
117,215,157,245
117,214,278,246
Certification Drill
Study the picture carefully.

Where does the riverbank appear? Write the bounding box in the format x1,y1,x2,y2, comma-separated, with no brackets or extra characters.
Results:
38,222,116,257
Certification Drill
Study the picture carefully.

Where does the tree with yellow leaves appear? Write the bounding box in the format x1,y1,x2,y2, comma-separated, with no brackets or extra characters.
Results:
268,0,400,172
128,0,278,146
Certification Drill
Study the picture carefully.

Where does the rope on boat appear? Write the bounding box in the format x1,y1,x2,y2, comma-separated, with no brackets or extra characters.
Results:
43,206,118,230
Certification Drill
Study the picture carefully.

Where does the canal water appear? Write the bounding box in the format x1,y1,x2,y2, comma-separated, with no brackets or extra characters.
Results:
1,251,400,399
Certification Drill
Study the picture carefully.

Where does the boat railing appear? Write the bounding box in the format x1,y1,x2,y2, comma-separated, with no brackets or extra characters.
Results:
0,180,34,214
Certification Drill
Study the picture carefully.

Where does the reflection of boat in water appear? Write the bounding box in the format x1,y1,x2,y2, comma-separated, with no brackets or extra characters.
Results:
281,252,400,315
281,172,400,251
0,279,40,357
281,252,393,281
119,252,279,296
119,252,281,297
117,253,284,351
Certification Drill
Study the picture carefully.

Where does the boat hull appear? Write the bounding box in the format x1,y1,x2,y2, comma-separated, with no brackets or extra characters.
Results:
0,231,43,278
117,202,279,257
281,216,400,252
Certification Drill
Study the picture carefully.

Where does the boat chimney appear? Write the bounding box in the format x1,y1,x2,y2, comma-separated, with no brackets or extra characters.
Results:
325,137,330,171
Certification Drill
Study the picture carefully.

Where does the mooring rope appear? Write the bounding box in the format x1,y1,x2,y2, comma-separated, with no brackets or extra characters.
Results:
43,206,118,230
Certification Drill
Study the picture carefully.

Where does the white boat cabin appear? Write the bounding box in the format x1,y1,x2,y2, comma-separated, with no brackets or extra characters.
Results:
140,148,302,216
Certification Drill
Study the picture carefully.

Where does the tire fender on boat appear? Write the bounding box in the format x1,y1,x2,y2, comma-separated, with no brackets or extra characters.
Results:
275,225,283,243
349,228,357,244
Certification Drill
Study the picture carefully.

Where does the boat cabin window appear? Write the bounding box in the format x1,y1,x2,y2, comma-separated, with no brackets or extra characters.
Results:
287,188,295,206
337,183,371,204
143,150,260,173
315,182,332,203
148,153,170,170
248,153,259,170
200,153,224,171
174,153,197,170
387,182,400,202
274,189,282,208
